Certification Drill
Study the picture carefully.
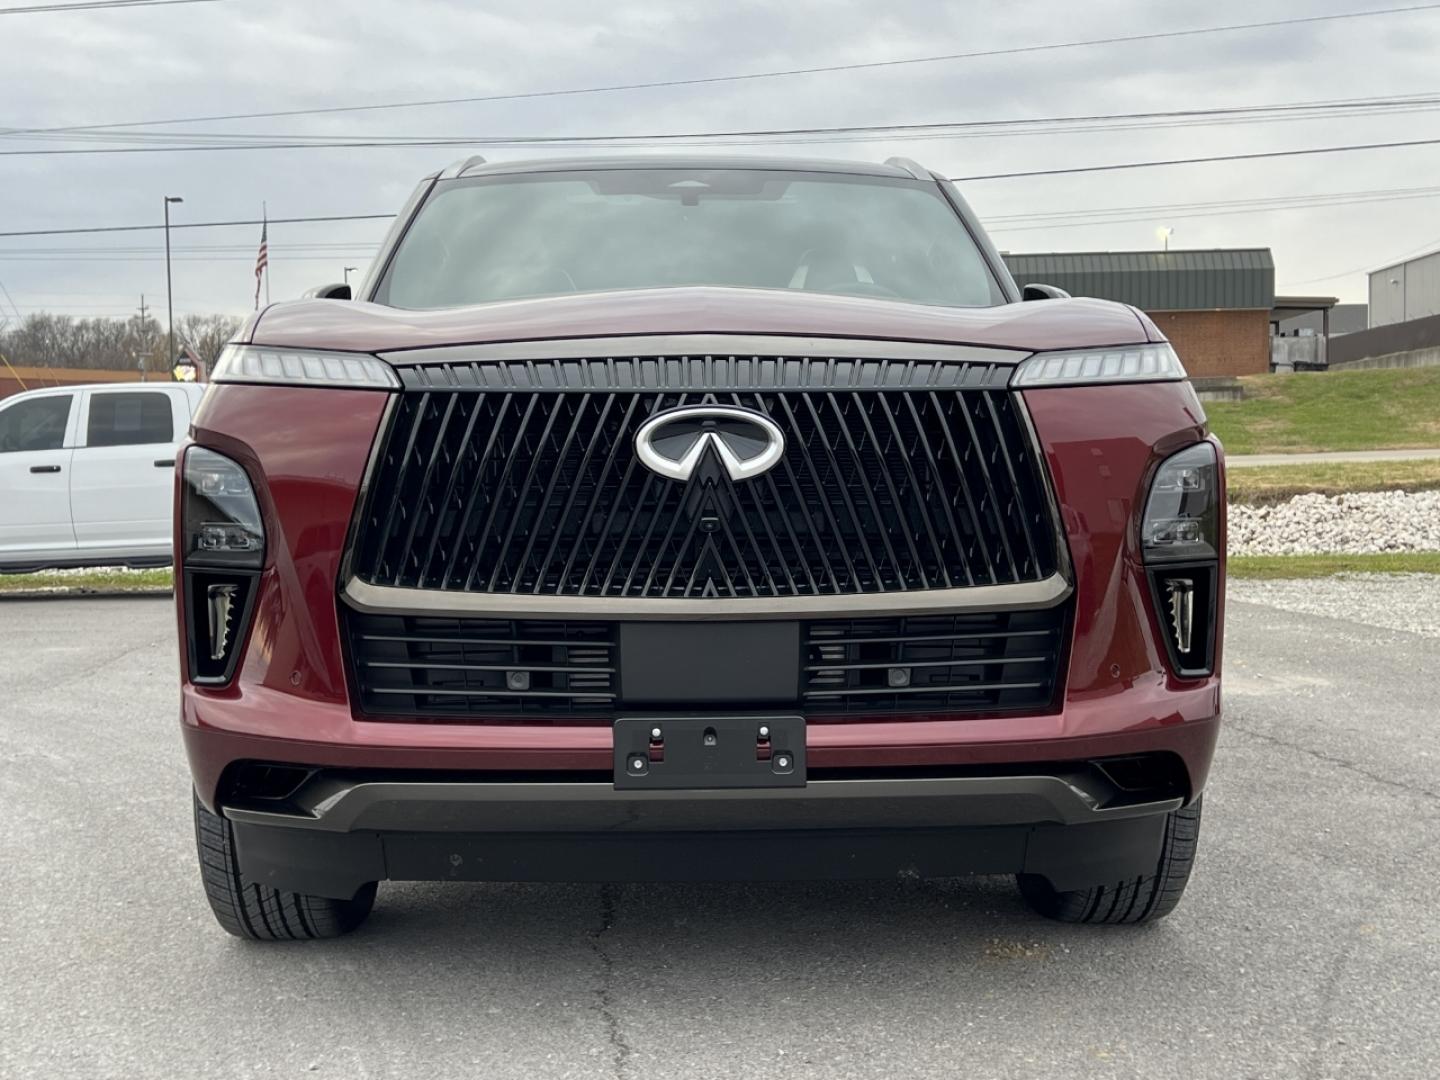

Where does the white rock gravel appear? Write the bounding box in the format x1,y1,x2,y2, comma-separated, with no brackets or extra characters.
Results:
1228,490,1440,555
1227,573,1440,639
28,565,161,577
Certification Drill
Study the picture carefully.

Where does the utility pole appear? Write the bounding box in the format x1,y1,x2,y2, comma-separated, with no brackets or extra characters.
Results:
136,294,150,381
164,195,184,376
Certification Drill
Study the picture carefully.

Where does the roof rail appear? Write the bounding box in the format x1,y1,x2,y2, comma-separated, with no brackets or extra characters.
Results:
884,156,932,181
440,154,488,180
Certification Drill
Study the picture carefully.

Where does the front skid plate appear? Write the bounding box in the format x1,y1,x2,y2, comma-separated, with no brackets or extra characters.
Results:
230,816,1169,899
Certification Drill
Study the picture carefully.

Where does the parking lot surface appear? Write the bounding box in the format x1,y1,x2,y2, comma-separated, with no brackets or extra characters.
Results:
2,593,1437,1079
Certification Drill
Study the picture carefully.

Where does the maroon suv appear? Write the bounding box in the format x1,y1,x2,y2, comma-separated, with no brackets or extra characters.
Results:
178,155,1223,939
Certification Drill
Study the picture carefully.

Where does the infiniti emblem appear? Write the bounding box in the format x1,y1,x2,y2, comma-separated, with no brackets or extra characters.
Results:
634,405,785,482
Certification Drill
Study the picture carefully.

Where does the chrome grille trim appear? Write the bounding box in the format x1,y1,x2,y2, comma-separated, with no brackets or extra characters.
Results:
343,573,1072,621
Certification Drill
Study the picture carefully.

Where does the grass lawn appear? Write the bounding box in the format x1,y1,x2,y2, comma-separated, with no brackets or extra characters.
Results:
1227,458,1440,504
1229,553,1440,579
1206,368,1440,455
0,568,173,594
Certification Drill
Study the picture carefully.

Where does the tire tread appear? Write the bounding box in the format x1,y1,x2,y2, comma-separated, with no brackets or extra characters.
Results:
1017,797,1202,926
192,792,375,941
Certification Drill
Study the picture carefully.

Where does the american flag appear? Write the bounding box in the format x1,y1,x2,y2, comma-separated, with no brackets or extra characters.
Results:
253,218,269,308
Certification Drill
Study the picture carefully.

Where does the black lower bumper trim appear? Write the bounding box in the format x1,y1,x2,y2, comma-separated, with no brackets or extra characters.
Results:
232,817,1167,899
224,767,1179,899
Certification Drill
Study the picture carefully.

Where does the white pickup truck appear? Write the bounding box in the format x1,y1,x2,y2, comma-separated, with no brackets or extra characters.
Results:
0,381,207,572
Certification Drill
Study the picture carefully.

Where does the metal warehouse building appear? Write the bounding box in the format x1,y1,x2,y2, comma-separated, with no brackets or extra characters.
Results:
1368,246,1440,328
1001,249,1276,378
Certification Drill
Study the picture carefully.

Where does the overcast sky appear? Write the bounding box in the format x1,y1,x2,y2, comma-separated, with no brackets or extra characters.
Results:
3,0,1440,322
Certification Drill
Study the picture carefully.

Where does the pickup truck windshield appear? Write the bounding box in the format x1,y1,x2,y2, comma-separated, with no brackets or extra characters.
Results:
377,169,1003,310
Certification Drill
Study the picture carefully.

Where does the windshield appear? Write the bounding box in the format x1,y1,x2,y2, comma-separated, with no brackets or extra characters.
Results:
377,168,1003,310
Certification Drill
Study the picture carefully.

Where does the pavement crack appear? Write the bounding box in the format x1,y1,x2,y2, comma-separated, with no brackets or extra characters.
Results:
27,634,163,695
1302,922,1360,1080
591,884,632,1078
1226,722,1440,805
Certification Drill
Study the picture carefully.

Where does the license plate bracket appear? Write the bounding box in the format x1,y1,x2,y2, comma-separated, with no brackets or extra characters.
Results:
613,715,806,790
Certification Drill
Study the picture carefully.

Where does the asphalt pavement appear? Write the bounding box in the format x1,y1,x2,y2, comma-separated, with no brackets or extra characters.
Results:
1,594,1437,1080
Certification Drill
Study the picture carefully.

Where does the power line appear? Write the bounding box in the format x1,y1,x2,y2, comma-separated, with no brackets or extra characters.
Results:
5,93,1440,155
984,185,1440,233
0,213,394,239
0,279,21,322
1283,234,1440,284
10,184,1440,248
7,131,1440,171
5,181,1440,263
950,137,1440,181
0,243,381,254
0,0,222,14
4,91,1438,145
9,137,1440,241
6,4,1438,135
0,255,362,262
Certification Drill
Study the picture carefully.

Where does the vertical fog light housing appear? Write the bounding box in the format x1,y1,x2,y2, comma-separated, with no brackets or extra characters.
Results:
1143,443,1219,676
181,447,265,685
1165,577,1195,654
206,583,240,661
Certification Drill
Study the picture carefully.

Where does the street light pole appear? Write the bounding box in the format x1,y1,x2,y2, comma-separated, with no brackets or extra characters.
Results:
343,266,358,286
164,195,184,374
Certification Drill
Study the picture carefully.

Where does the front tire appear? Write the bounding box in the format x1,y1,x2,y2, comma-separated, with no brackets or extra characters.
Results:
193,792,376,940
1016,797,1202,925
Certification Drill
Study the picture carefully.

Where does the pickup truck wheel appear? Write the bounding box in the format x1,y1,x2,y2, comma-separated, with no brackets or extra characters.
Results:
1016,797,1202,925
193,792,376,940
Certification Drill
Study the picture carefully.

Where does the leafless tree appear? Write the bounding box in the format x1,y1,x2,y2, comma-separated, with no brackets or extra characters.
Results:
0,311,240,371
176,313,244,365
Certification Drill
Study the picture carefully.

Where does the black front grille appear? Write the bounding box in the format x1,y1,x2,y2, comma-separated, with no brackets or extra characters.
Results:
344,605,1068,720
351,357,1058,599
803,608,1067,715
347,612,616,717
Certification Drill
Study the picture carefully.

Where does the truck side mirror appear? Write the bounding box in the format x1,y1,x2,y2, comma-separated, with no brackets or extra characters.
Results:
303,283,353,300
1022,283,1071,301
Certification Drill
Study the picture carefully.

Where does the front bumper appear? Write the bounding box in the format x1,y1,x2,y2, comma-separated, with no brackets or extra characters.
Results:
224,764,1182,899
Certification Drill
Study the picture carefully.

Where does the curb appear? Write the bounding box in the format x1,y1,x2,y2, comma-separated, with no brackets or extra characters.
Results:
0,588,174,601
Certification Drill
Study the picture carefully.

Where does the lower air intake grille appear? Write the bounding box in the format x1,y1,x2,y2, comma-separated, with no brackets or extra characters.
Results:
347,612,616,717
803,608,1068,715
345,605,1069,720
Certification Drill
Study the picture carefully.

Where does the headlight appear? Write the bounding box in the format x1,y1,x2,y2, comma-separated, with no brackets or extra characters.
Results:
1141,442,1218,563
1141,441,1220,678
182,448,265,569
212,344,399,389
1010,343,1186,387
181,447,265,686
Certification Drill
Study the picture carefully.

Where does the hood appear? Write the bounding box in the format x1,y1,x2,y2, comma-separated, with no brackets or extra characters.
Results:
246,287,1153,355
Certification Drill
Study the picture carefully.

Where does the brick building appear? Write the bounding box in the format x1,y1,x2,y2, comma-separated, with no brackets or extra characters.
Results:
1001,249,1275,377
0,364,148,404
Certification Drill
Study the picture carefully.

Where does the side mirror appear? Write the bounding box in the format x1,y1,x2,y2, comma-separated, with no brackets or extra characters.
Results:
1022,283,1071,301
303,283,352,300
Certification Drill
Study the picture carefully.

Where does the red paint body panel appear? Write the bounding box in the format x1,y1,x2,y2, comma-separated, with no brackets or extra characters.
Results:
180,376,1222,810
245,288,1149,354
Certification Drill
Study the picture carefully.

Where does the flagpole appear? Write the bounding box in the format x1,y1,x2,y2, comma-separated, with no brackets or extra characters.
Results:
263,201,271,305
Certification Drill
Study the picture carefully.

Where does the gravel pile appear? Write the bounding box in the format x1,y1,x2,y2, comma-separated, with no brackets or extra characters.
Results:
30,565,162,577
1228,490,1440,555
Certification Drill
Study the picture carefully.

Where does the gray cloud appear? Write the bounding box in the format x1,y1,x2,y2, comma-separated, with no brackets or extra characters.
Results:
2,0,1438,320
